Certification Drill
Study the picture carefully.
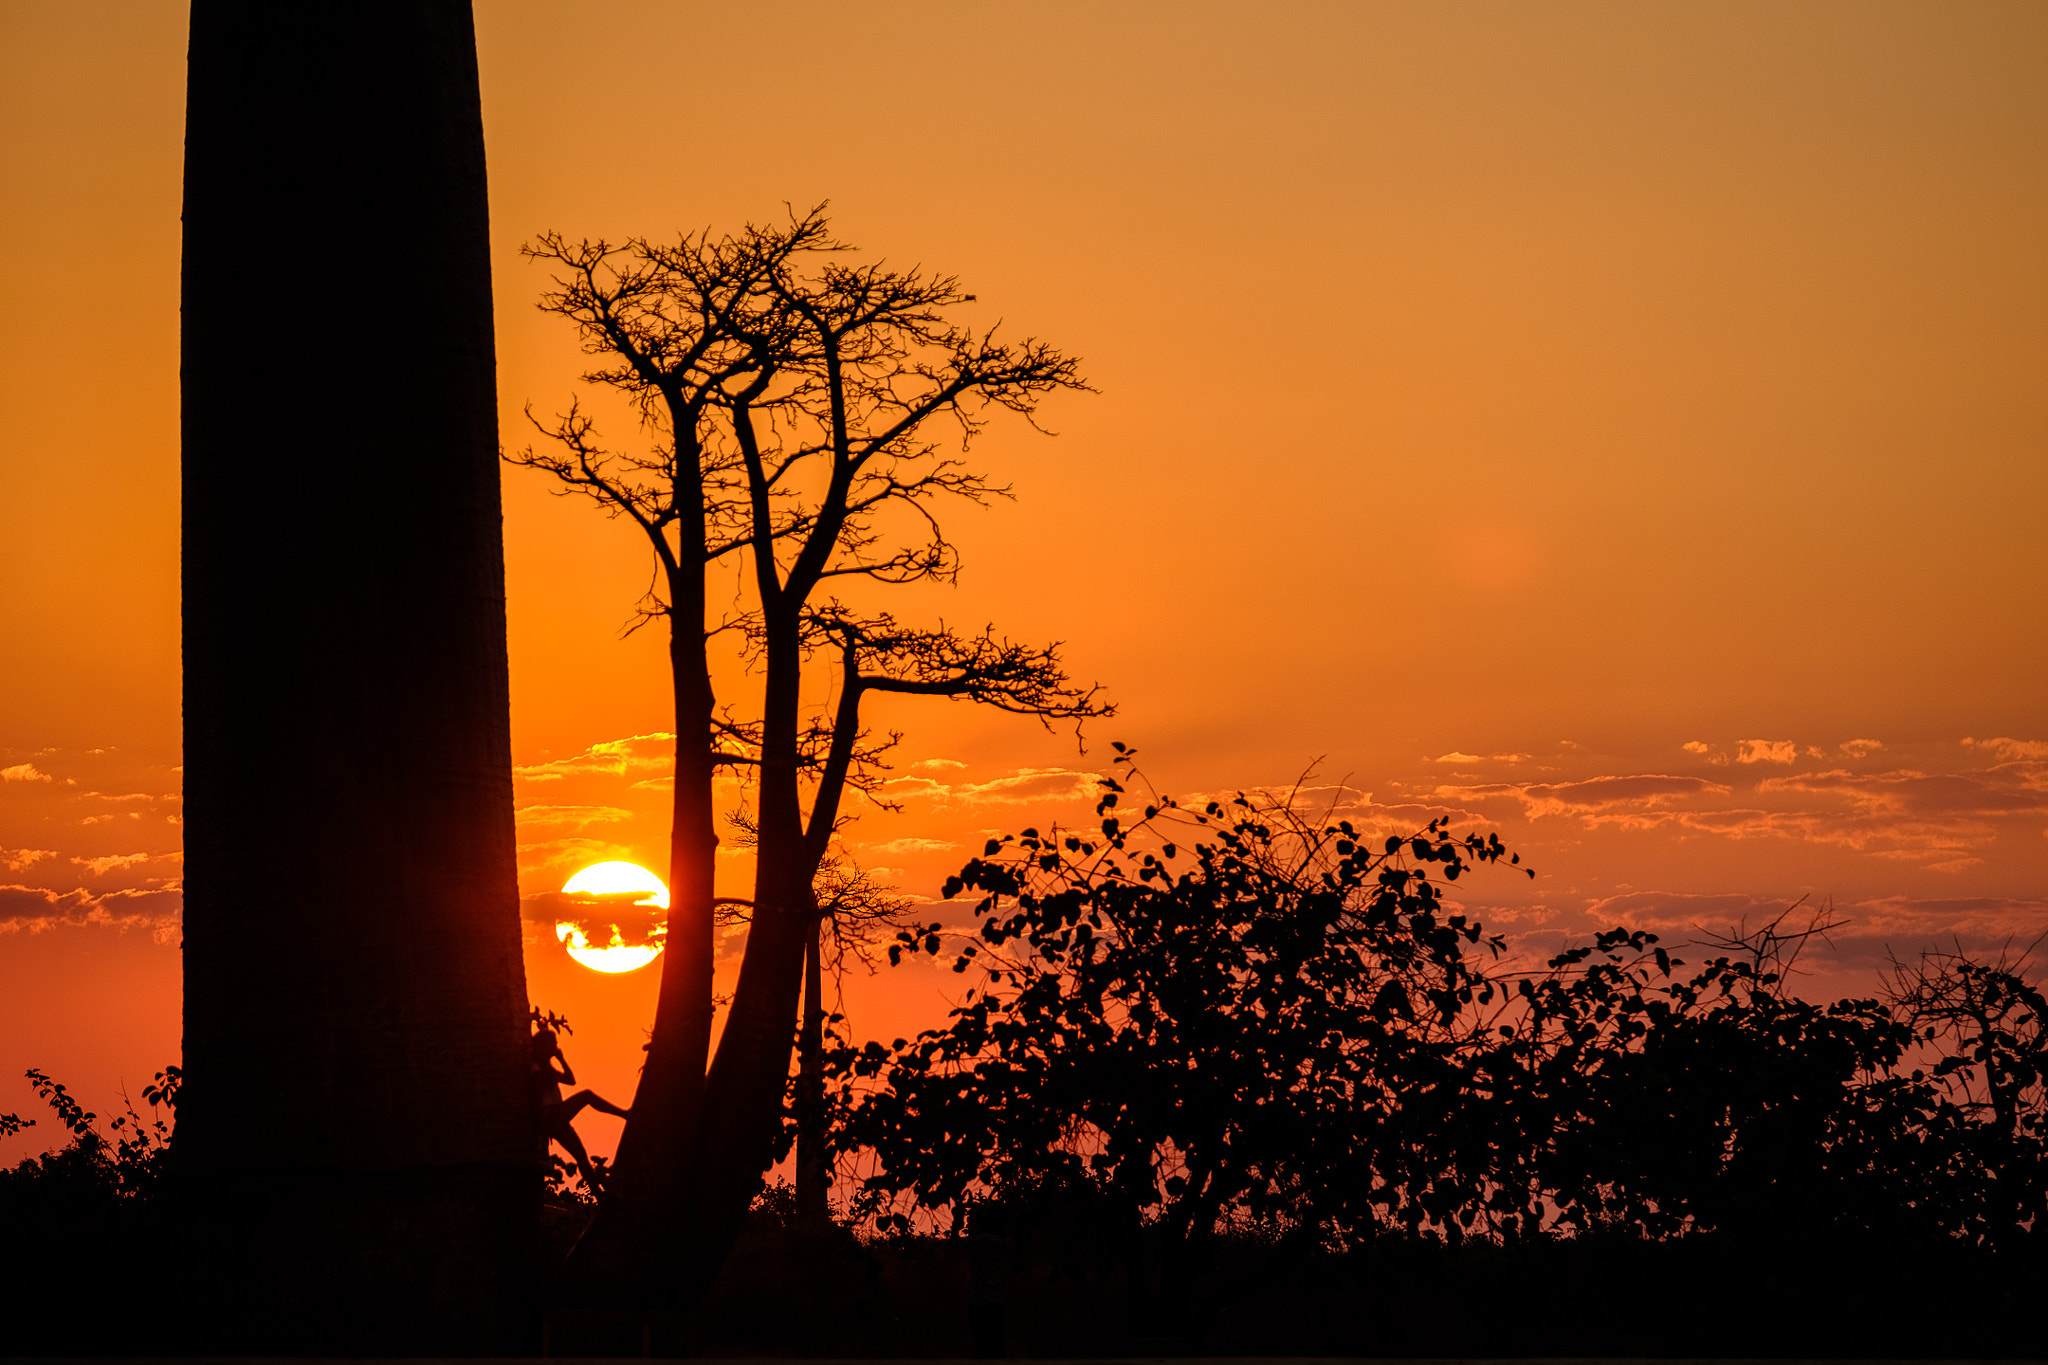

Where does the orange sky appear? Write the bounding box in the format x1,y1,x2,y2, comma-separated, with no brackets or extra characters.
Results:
4,1,2045,1160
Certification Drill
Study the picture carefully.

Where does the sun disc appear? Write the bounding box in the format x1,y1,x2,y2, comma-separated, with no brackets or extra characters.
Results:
556,860,668,973
562,859,670,909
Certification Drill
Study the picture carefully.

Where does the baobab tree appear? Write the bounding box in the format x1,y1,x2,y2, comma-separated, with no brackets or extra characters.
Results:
725,808,915,1227
181,0,531,1353
510,208,1107,1292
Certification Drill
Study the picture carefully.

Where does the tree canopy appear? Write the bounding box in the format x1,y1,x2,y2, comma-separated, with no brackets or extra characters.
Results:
509,205,1106,1290
824,753,2048,1254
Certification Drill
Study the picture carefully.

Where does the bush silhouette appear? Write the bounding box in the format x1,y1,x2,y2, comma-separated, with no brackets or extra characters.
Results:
824,753,2047,1263
0,1067,180,1353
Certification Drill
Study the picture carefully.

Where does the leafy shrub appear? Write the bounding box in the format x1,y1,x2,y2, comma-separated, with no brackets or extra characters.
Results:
0,1065,182,1353
0,1064,180,1206
823,753,2048,1254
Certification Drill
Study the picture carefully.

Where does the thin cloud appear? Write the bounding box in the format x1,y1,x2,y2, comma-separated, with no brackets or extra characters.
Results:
1667,804,1996,866
1840,893,2048,939
1757,768,2048,819
1430,742,2048,870
2,847,56,873
866,837,961,855
1963,736,2048,762
1437,774,1731,822
2,763,54,783
881,767,1098,808
1736,740,1799,765
513,836,622,878
72,852,153,877
1562,891,2048,977
0,883,183,935
1273,783,1489,829
514,804,636,829
1583,890,1793,934
515,733,676,782
519,888,667,941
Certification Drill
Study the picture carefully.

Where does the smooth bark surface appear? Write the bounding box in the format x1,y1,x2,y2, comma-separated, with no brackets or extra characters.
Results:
180,1,533,1350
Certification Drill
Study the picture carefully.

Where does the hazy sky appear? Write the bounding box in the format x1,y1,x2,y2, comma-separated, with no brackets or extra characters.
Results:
4,1,2045,1157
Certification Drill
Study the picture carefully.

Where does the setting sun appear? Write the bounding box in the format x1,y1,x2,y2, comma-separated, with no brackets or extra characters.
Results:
555,860,668,974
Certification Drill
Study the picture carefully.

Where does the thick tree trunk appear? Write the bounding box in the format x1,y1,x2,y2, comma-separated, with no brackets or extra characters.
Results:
179,2,533,1352
567,612,720,1296
690,861,811,1275
573,602,820,1296
683,615,813,1278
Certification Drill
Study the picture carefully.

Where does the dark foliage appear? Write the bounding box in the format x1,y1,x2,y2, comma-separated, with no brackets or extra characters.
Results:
1,1066,180,1204
829,756,1521,1243
0,1067,180,1353
824,752,2048,1265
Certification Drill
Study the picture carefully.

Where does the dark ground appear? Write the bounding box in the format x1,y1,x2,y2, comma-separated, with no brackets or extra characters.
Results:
3,1358,2043,1364
2,1181,2038,1358
671,1210,2042,1361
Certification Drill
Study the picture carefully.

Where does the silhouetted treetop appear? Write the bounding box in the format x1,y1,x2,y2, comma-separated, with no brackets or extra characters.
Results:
516,205,1086,607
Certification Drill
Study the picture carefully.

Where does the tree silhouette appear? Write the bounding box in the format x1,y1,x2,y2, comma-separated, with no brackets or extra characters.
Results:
180,1,531,1351
1880,941,2048,1246
828,756,2048,1260
722,812,918,1227
510,208,1105,1295
829,753,1523,1242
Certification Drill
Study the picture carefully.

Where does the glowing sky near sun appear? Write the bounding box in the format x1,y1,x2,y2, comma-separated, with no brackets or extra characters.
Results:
2,1,2045,1159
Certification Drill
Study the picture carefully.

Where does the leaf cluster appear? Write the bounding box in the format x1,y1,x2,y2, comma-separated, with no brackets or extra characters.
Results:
818,757,2048,1253
1,1065,181,1210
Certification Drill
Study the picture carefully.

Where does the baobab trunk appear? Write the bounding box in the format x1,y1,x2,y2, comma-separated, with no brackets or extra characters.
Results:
566,590,721,1296
180,2,533,1352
